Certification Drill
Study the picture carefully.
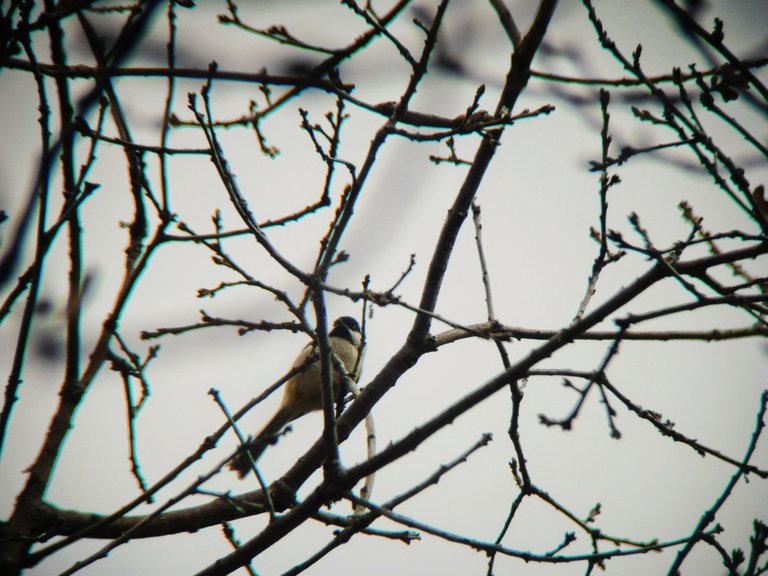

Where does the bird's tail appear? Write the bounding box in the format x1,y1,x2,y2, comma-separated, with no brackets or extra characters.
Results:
228,406,294,478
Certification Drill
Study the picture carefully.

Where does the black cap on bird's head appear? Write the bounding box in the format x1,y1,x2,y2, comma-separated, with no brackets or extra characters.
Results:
330,316,361,341
335,316,360,332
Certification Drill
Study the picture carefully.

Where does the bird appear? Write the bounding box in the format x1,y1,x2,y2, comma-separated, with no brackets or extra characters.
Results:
229,316,365,478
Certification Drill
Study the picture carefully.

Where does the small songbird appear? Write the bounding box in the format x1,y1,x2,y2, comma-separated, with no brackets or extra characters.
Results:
229,316,365,478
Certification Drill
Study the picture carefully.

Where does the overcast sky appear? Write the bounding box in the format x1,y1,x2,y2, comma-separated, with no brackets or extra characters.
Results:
1,1,767,575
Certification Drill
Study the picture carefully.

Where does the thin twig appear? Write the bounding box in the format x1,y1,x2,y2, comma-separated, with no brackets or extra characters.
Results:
667,390,768,574
209,388,276,519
